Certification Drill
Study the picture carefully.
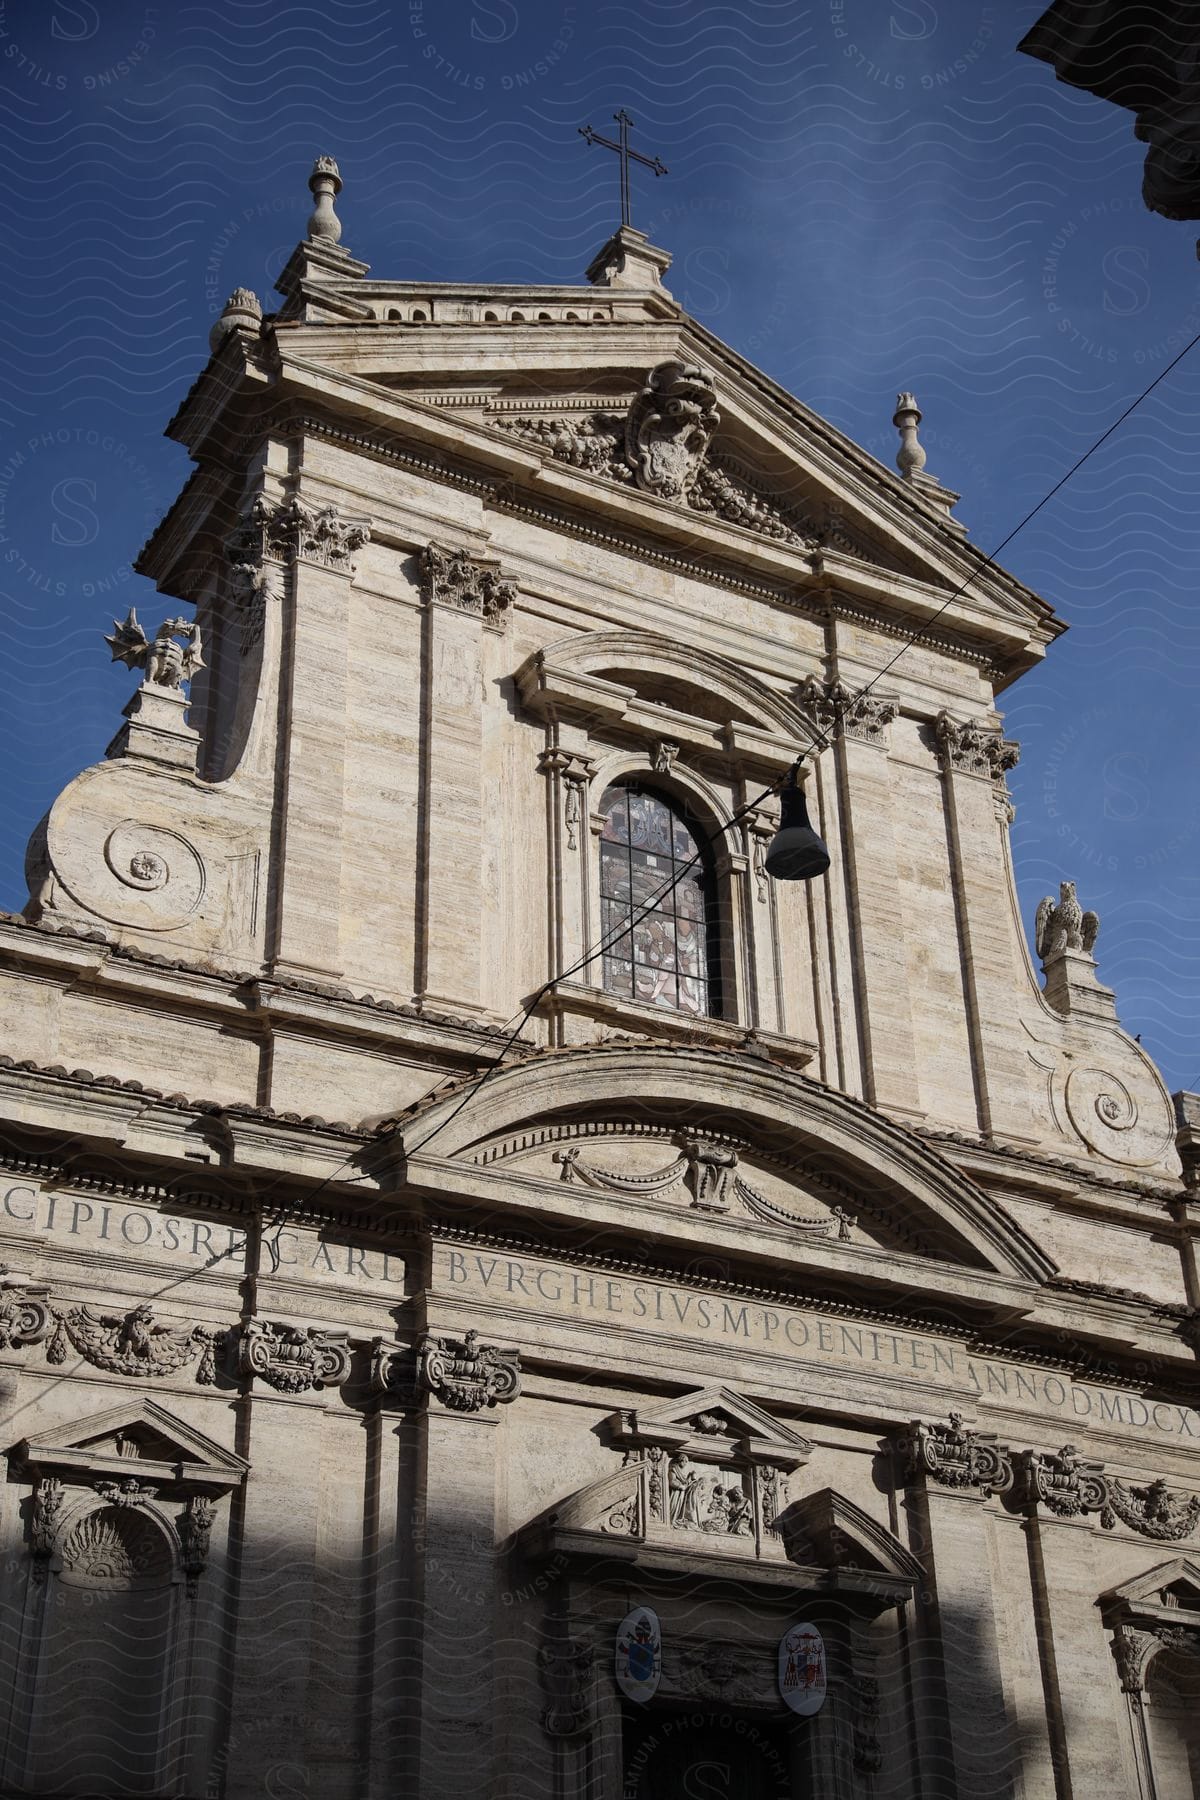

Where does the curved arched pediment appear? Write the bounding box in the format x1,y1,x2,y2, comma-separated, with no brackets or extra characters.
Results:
385,1043,1056,1284
520,1450,920,1610
516,628,820,762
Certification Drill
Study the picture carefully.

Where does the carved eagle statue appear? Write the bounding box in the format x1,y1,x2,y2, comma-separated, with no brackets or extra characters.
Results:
1035,881,1099,962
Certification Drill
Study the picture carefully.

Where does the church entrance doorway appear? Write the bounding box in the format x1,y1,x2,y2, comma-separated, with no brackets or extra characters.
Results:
622,1708,793,1799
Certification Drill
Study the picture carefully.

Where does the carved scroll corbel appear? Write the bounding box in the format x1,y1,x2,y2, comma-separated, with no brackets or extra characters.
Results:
237,1319,351,1393
898,1412,1013,1497
417,1328,521,1413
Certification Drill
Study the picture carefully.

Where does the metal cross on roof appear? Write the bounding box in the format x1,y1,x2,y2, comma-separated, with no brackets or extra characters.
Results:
579,110,668,229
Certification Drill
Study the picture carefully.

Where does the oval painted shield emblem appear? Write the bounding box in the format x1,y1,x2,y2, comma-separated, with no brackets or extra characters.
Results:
778,1622,827,1715
616,1606,662,1705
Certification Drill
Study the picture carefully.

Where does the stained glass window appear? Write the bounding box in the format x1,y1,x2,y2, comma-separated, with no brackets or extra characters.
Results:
598,784,718,1018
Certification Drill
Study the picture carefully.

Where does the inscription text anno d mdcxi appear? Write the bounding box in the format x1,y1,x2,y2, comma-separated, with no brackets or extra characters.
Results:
439,1247,1200,1446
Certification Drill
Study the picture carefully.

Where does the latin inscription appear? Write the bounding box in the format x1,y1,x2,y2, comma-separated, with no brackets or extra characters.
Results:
1,1184,404,1292
440,1247,1200,1444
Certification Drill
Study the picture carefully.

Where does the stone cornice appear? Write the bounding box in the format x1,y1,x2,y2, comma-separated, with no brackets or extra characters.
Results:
0,912,525,1056
421,1217,1195,1385
142,348,1056,682
916,1123,1185,1209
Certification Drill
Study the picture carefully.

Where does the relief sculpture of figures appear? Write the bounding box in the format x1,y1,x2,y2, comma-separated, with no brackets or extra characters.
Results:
669,1456,709,1528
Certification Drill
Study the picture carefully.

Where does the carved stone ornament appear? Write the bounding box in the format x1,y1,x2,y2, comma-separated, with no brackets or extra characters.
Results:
625,360,720,499
0,1274,53,1351
94,1477,157,1507
538,746,596,852
798,675,897,748
601,1386,812,1562
899,1411,1014,1497
853,1670,883,1774
420,542,517,626
179,1494,217,1597
935,713,1020,784
1035,880,1100,963
676,1640,772,1705
30,1475,65,1581
237,1319,351,1394
106,610,204,691
1015,1444,1109,1518
224,496,288,655
224,494,370,651
1112,1624,1160,1695
45,1304,218,1383
417,1328,521,1413
537,1638,595,1737
1101,1477,1200,1542
208,286,262,354
494,410,830,549
552,1137,847,1237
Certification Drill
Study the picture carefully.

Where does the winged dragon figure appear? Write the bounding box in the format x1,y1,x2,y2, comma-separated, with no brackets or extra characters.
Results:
105,609,204,690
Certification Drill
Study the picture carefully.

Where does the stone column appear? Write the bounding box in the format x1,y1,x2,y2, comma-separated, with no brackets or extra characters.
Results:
266,495,371,982
411,1326,521,1800
416,545,516,1019
936,715,1035,1146
804,679,921,1118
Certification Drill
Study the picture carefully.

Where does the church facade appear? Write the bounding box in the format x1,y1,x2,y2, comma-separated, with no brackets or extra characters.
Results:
1,157,1198,1799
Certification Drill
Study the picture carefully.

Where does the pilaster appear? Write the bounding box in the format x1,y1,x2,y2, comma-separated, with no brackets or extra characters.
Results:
936,714,1034,1145
896,1415,1019,1800
265,493,371,983
411,1326,521,1800
803,678,921,1118
416,544,516,1018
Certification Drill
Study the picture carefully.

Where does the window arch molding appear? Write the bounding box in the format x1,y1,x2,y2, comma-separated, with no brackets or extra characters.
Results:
586,749,733,843
519,628,821,763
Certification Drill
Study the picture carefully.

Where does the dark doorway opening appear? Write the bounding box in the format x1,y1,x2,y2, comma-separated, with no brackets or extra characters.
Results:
623,1707,793,1799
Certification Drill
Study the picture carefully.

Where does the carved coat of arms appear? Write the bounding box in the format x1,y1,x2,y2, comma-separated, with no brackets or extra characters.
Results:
625,361,720,499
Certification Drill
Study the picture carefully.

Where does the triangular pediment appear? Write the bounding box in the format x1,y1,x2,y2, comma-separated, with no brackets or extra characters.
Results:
12,1397,248,1489
153,237,1060,686
610,1385,813,1468
1103,1557,1200,1618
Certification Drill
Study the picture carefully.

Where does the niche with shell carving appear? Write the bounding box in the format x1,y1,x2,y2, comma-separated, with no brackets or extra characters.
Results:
1,1399,248,1798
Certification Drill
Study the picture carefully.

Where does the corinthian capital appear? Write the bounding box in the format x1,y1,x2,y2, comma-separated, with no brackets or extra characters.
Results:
421,543,517,626
798,676,896,748
935,713,1019,781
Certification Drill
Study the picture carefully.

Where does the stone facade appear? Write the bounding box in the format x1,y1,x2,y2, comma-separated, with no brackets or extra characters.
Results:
2,161,1199,1798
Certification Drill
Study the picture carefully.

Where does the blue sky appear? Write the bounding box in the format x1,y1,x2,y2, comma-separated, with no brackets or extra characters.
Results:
2,0,1198,1091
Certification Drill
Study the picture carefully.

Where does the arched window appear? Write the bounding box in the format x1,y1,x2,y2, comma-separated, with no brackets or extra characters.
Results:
598,783,719,1018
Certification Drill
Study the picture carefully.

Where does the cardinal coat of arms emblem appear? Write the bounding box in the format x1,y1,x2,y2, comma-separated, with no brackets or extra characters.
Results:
778,1622,827,1716
616,1607,662,1705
